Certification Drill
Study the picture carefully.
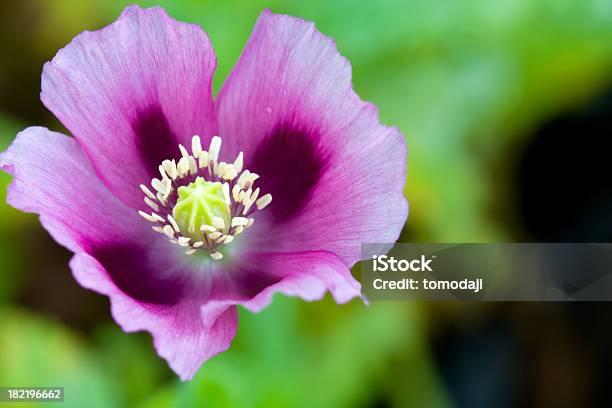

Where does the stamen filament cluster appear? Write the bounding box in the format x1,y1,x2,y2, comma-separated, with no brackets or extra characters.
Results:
137,135,272,259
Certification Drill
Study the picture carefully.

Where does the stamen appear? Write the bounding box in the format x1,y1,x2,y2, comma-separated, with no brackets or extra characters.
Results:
192,135,202,158
219,235,234,244
145,197,159,212
210,251,223,260
201,225,216,233
237,170,250,188
151,178,166,194
242,198,254,215
158,165,168,180
223,166,238,181
151,213,165,223
140,184,156,200
217,162,227,179
256,194,272,210
237,190,246,203
222,183,231,206
177,157,189,178
179,144,190,159
162,179,172,200
233,152,244,173
232,184,241,201
250,188,260,203
138,210,157,223
212,216,226,231
209,136,221,161
208,231,222,240
198,151,209,168
188,156,198,175
212,160,218,177
162,160,178,180
177,236,191,247
245,173,260,190
167,215,180,233
231,217,249,227
162,225,175,238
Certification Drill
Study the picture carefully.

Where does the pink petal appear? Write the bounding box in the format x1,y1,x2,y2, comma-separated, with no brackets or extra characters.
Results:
0,127,143,253
207,250,361,312
71,253,237,381
216,10,408,267
41,5,217,209
1,127,236,380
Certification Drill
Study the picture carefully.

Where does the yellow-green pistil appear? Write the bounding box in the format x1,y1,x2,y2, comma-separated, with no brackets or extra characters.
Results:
172,177,231,239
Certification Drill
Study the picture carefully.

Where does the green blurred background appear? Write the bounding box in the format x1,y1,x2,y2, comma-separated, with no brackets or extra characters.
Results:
2,1,612,407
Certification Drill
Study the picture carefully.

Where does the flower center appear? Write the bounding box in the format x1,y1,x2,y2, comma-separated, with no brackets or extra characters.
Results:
137,135,272,260
173,177,231,237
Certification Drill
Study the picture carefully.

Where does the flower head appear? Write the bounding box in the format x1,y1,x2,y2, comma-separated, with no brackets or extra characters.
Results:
0,6,408,380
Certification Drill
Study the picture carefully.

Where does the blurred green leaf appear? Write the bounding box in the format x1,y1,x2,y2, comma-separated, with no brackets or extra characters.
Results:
0,111,35,227
0,307,120,408
93,324,172,407
139,297,451,408
0,112,35,300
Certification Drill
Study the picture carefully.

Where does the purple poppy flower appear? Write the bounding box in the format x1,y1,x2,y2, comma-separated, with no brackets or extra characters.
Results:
0,6,408,380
